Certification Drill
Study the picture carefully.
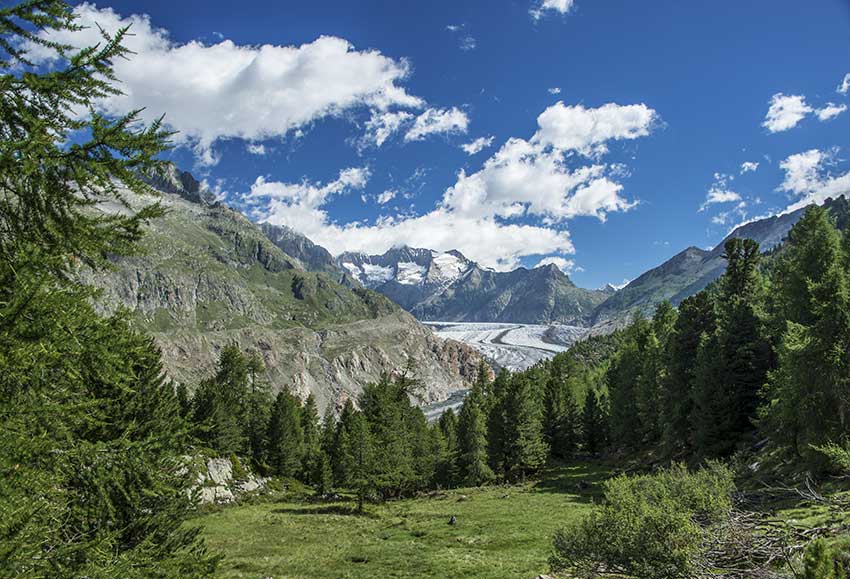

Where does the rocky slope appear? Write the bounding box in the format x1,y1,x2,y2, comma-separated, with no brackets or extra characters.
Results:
338,247,607,324
86,172,482,413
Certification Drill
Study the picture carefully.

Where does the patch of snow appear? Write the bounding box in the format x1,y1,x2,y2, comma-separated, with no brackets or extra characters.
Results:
396,261,426,285
362,263,394,284
430,251,468,282
341,262,362,279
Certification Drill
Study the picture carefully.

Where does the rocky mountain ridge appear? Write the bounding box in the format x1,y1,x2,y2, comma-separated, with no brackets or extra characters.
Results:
86,170,483,413
337,246,608,325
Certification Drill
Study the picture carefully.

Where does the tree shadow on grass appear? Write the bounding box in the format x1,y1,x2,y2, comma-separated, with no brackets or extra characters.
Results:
533,461,612,501
270,504,381,518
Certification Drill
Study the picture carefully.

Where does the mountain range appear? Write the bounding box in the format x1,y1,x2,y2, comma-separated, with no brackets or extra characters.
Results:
272,193,850,331
87,166,483,413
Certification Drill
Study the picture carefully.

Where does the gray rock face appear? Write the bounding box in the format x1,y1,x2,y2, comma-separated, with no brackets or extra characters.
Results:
86,171,483,413
338,247,607,325
193,457,268,505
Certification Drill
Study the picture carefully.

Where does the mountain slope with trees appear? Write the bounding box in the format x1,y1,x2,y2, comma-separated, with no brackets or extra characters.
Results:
86,176,483,412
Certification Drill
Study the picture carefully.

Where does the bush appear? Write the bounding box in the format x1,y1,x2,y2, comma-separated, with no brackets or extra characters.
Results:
550,462,734,579
804,539,848,579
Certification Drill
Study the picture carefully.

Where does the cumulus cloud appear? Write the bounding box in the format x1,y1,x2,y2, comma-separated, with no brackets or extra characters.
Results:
533,101,659,156
762,93,813,133
461,136,494,155
548,87,562,95
534,256,575,273
838,73,850,95
404,107,469,142
740,161,759,174
249,100,659,270
26,3,427,164
246,143,267,155
778,149,850,213
816,103,847,121
530,0,575,20
700,173,742,211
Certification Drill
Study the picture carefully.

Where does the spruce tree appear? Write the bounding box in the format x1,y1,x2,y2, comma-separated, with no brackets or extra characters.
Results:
764,207,850,461
300,393,322,483
582,389,607,455
455,390,495,486
662,292,716,455
487,369,512,476
266,391,304,478
501,374,548,481
338,410,375,512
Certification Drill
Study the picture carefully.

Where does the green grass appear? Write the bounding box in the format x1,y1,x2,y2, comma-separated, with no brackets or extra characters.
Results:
196,462,609,579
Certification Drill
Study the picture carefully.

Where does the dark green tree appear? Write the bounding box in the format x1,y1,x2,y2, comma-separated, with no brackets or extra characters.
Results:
0,2,215,575
300,393,322,483
763,207,850,461
662,292,716,455
501,374,548,481
266,391,304,478
582,389,607,455
455,390,495,486
337,410,375,512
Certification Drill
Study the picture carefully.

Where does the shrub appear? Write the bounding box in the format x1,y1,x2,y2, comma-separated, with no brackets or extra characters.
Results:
804,539,848,579
550,462,734,579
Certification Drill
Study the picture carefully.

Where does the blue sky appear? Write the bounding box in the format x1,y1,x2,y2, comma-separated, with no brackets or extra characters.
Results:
39,1,850,287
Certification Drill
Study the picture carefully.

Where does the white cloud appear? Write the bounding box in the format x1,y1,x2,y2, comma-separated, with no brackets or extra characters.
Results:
461,136,494,155
249,100,658,270
404,107,469,142
530,0,576,20
533,101,659,156
534,256,575,273
778,149,850,213
763,93,813,133
548,87,561,95
838,73,850,95
701,173,742,211
739,161,759,174
361,110,414,148
246,143,267,155
816,103,847,121
26,4,426,164
376,190,396,205
446,24,463,32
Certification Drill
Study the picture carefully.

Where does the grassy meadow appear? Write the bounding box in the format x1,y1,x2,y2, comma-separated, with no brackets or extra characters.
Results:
196,462,610,579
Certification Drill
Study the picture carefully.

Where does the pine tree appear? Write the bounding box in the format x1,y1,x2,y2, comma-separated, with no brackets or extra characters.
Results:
359,374,417,497
607,318,650,450
0,3,214,575
266,391,304,478
764,207,850,461
455,390,495,486
582,389,607,454
437,408,459,486
487,369,512,476
300,393,322,483
245,351,271,465
338,410,374,512
662,292,716,455
501,374,548,481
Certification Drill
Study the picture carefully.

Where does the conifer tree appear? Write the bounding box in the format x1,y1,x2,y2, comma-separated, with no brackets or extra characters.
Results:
487,369,512,475
300,393,322,482
0,3,215,575
456,390,495,486
662,292,716,455
582,389,607,454
437,408,459,486
266,391,304,477
338,410,375,512
764,207,850,461
501,374,548,481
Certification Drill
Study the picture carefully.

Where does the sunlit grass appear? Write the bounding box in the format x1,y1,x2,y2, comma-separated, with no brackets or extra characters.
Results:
196,462,609,579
